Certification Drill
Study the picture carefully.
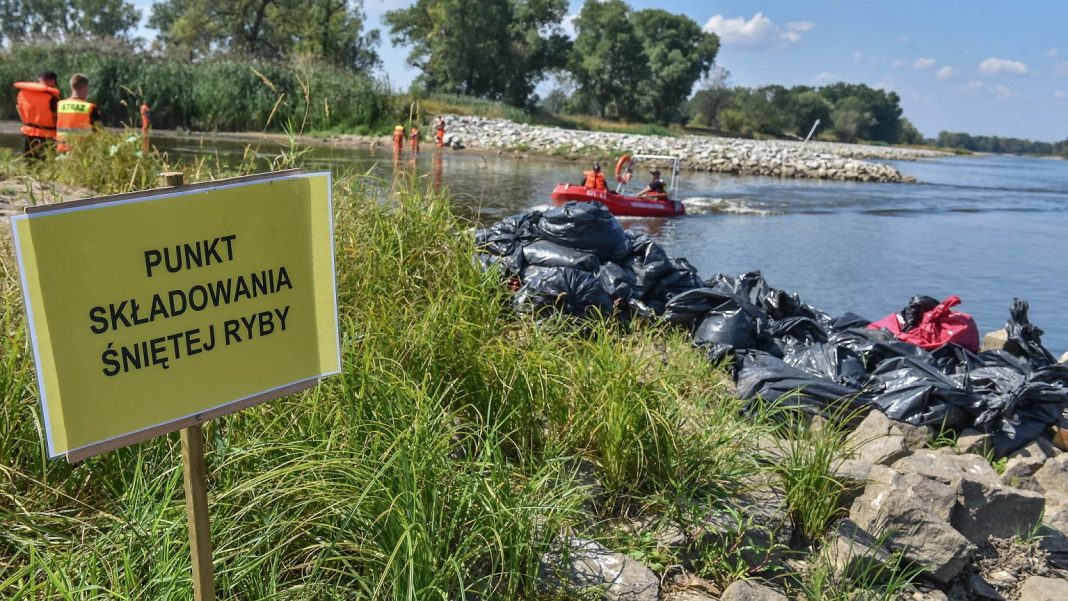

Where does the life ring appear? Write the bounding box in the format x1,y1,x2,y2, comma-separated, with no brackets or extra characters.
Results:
615,155,633,184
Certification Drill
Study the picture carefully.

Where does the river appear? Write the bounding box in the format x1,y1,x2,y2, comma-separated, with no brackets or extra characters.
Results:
4,132,1067,352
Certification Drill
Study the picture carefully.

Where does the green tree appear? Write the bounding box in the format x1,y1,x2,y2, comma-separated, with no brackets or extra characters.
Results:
685,66,730,127
631,8,718,123
1,0,141,45
830,96,876,142
569,0,648,120
149,0,379,68
384,0,569,106
790,89,833,137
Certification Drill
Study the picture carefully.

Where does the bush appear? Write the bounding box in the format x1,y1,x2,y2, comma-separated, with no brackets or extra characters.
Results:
0,42,394,134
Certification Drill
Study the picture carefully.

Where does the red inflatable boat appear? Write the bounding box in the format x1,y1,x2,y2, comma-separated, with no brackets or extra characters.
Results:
550,184,685,217
550,154,687,218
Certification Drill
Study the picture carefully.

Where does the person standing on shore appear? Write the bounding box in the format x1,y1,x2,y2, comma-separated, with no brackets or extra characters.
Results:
393,123,405,157
434,116,446,147
13,70,61,158
140,101,151,153
410,125,421,155
56,73,100,154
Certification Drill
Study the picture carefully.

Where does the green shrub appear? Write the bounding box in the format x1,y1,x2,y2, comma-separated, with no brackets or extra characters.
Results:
0,42,394,134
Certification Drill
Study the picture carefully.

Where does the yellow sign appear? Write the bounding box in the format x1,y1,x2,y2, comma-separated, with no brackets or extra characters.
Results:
11,171,340,460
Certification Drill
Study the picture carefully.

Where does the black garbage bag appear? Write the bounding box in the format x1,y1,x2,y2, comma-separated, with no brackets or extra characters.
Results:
900,295,940,332
513,266,614,318
868,356,976,428
736,351,871,418
694,310,757,350
478,247,525,277
644,258,705,312
628,234,675,294
522,240,601,272
537,202,630,261
598,263,638,303
662,287,739,326
767,316,829,346
475,211,542,257
826,313,872,332
783,342,871,389
968,361,1068,456
1003,298,1057,368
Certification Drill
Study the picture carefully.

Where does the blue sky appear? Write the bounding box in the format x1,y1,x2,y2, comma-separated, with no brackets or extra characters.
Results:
132,1,1068,141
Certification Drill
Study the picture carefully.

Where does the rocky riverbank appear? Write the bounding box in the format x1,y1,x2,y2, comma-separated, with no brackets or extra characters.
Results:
440,115,952,183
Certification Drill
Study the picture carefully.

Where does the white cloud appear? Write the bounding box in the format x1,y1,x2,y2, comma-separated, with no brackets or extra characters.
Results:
786,21,815,32
1055,91,1066,99
935,66,956,80
703,12,810,47
853,51,864,62
1055,62,1068,77
561,12,577,38
1048,48,1059,59
912,58,936,70
955,80,1014,99
978,57,1030,75
891,59,905,69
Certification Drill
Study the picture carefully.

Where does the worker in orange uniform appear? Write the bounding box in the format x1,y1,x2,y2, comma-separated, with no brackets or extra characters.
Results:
580,162,607,191
13,70,61,158
139,101,151,153
56,73,100,154
392,124,405,157
409,125,421,155
434,116,446,148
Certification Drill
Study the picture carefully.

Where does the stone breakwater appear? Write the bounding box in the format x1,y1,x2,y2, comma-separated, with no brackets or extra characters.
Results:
443,115,951,183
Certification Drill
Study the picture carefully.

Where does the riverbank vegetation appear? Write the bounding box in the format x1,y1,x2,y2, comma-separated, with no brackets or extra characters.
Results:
932,131,1068,157
0,132,930,598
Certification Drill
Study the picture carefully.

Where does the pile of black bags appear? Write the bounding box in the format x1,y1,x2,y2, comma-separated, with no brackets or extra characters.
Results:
476,202,1068,457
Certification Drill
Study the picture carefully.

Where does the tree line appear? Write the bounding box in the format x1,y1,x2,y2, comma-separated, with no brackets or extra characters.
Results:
3,0,1060,149
683,73,923,144
933,131,1068,157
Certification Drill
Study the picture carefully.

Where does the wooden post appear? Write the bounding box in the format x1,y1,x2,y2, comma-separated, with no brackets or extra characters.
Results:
159,171,216,601
180,424,215,601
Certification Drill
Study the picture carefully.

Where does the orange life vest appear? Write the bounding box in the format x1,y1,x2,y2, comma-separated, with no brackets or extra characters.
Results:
14,82,60,139
583,170,607,191
56,98,97,152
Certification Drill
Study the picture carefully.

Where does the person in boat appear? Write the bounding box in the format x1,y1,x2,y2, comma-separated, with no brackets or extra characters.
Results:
637,169,668,199
580,162,607,191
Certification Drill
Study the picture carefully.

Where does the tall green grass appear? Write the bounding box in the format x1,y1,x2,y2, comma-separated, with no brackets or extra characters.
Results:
1,42,394,135
0,142,774,598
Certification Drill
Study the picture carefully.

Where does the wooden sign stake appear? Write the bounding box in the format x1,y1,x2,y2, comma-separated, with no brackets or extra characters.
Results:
160,171,216,601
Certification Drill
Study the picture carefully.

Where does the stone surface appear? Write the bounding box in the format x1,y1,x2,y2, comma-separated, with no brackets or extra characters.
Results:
540,538,659,601
662,591,718,601
1034,454,1068,496
1060,351,1068,364
982,329,1009,352
956,429,993,455
845,411,912,465
719,580,788,601
849,465,974,582
893,451,1046,544
966,573,1006,600
1018,575,1068,601
440,115,946,183
827,519,894,580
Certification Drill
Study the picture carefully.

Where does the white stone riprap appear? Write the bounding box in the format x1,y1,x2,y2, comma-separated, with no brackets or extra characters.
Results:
442,115,950,183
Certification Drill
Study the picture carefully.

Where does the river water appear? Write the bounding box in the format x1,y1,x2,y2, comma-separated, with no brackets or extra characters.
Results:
5,132,1067,352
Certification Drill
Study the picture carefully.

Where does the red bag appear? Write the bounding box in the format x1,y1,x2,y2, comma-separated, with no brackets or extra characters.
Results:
867,295,980,352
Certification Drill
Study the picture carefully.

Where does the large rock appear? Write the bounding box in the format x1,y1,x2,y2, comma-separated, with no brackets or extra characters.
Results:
826,519,893,580
837,410,925,484
540,538,659,601
719,580,788,601
981,329,1009,352
893,451,1046,544
1034,454,1068,496
1018,575,1068,601
849,465,973,582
